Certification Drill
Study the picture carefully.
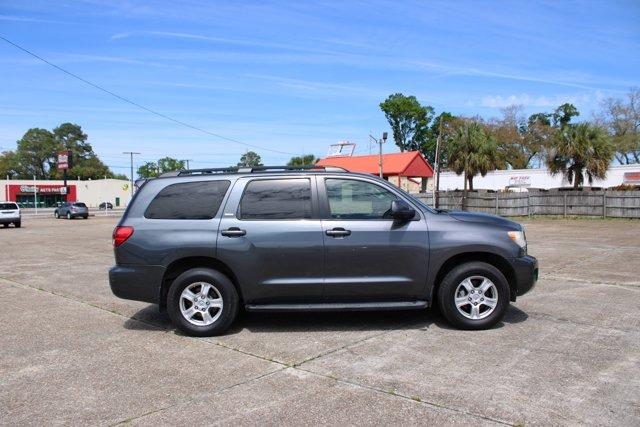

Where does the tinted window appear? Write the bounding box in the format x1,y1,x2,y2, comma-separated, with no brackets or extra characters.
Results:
240,179,311,220
73,203,87,207
325,179,397,220
0,203,18,210
145,180,230,220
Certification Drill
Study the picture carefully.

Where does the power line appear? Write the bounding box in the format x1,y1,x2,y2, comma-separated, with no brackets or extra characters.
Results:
0,35,295,156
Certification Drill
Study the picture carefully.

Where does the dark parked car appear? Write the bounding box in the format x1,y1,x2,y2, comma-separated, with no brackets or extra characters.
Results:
0,202,21,228
109,166,538,336
99,202,114,210
55,202,89,219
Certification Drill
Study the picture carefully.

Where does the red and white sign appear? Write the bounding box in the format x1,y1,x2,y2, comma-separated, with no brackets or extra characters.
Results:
508,176,531,187
623,172,640,184
57,151,71,170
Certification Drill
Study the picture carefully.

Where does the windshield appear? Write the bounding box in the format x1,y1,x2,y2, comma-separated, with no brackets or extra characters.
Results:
73,203,87,207
0,203,18,210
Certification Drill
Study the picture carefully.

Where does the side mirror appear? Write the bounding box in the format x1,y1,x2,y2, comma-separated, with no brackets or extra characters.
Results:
390,200,415,221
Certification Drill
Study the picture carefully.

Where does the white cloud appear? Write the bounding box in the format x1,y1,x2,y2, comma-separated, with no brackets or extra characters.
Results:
480,93,594,108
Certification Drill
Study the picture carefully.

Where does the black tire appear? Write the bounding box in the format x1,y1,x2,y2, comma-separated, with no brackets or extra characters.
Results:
67,212,72,220
54,211,59,219
83,215,88,219
167,268,239,337
2,223,7,228
14,222,21,228
437,261,509,330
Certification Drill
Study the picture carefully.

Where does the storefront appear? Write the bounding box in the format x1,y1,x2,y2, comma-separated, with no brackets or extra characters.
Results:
8,184,77,208
1,178,131,208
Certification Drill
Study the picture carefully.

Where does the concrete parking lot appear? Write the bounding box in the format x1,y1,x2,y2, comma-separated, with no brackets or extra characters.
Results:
0,217,639,426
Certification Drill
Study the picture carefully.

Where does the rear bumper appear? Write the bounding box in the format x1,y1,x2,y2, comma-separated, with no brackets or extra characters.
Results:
511,255,538,299
109,264,165,304
0,216,20,224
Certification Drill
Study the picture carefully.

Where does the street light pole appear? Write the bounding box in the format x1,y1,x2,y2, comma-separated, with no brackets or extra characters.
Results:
370,132,388,179
123,152,140,197
434,120,443,208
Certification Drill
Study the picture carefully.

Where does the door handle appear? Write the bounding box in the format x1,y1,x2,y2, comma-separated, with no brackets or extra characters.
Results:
326,227,351,237
221,227,246,237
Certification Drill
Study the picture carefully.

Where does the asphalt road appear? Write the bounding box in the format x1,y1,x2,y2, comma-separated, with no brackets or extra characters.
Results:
0,217,638,425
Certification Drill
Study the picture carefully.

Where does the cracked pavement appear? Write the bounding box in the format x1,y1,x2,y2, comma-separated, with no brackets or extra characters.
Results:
0,217,639,425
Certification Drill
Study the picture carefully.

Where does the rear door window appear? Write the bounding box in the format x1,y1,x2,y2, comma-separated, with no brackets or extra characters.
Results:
239,179,312,220
73,203,87,208
145,180,231,220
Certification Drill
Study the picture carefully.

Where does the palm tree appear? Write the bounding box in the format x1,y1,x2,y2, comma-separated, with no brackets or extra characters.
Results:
287,154,317,167
446,123,502,209
546,123,614,189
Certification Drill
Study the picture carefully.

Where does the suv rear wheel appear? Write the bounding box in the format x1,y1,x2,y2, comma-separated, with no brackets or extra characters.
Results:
437,261,509,330
167,268,239,336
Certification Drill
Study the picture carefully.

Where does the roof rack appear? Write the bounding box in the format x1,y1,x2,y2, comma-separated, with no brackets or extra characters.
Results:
167,165,348,177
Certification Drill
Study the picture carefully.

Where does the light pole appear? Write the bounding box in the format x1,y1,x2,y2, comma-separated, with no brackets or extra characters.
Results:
123,152,140,197
369,132,388,179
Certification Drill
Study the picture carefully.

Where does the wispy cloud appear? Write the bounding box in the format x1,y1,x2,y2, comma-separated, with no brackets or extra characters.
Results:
480,92,606,109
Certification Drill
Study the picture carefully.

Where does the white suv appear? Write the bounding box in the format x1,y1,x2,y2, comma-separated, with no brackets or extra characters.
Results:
0,202,21,228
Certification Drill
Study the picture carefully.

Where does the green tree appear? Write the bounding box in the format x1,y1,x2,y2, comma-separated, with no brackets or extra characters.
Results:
552,103,580,128
14,128,57,178
157,157,186,173
423,112,459,166
137,162,159,178
488,105,546,169
237,151,263,167
287,154,317,167
546,122,614,189
0,150,20,178
446,122,502,209
380,93,434,152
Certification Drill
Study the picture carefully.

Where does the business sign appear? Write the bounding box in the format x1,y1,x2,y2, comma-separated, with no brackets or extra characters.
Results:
623,172,640,184
508,175,531,187
57,151,72,170
19,185,68,194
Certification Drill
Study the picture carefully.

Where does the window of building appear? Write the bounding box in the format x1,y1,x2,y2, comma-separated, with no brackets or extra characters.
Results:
239,179,311,220
325,179,397,220
145,180,230,220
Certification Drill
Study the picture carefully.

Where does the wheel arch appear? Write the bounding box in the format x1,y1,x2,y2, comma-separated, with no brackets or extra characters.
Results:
431,252,517,303
159,256,242,311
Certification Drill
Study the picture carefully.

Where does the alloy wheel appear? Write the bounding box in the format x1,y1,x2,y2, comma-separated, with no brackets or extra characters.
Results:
454,275,498,320
179,282,223,326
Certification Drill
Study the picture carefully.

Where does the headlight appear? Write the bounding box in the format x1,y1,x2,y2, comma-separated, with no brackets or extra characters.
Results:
507,231,527,250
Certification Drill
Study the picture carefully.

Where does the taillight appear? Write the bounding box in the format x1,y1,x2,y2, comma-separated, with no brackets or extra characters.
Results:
113,226,134,247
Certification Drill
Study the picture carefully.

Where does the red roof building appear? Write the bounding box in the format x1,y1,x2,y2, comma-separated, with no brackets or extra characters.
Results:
316,151,433,192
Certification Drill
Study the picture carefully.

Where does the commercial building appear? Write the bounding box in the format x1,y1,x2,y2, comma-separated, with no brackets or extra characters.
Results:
316,151,434,192
435,164,640,192
1,178,133,208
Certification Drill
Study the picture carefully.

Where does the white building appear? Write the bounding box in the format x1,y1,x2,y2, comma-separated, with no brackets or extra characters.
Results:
1,178,133,208
429,164,640,191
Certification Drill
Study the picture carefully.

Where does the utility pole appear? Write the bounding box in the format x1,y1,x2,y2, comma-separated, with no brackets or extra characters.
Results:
369,132,388,179
433,119,443,208
123,152,140,197
182,159,193,170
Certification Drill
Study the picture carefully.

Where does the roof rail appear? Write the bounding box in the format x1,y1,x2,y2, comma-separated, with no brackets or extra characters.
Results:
173,165,348,176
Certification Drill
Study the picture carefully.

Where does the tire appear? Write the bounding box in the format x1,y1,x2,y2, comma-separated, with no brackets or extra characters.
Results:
14,222,21,228
54,211,59,219
2,223,7,228
437,261,510,330
67,212,72,220
83,215,88,219
167,268,239,337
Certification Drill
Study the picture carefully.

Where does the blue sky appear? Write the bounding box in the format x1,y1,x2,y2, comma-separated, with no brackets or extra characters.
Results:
1,0,639,176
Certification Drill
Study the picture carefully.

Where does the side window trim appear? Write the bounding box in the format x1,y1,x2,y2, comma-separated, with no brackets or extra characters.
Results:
318,176,421,221
236,176,318,221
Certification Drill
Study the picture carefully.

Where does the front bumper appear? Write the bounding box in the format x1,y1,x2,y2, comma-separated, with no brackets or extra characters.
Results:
109,264,165,304
510,255,538,299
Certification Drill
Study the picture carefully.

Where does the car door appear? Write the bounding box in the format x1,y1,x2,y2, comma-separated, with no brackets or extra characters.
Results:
318,176,429,301
216,176,325,304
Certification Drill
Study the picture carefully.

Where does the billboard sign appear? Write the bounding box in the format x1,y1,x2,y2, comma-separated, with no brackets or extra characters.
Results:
57,151,72,170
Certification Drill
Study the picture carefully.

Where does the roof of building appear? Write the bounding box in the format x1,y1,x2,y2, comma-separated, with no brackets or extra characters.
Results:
316,151,433,177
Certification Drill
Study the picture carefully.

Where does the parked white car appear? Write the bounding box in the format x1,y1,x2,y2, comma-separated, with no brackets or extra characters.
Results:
0,202,21,228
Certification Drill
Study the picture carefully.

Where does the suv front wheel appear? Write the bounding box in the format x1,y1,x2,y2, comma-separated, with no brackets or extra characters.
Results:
437,261,509,330
167,268,239,337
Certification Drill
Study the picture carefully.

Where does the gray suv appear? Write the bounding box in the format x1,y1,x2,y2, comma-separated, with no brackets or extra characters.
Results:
109,166,537,336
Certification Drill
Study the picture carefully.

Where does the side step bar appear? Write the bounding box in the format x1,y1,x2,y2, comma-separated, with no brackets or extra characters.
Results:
245,300,429,312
